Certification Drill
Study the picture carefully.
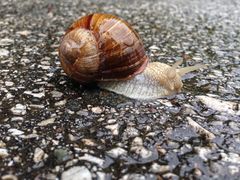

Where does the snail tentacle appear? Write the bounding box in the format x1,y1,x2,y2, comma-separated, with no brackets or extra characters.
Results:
177,64,207,77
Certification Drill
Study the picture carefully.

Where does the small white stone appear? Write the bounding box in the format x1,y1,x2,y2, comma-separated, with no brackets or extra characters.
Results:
195,147,212,162
67,109,75,114
123,127,139,138
196,95,239,115
228,165,239,175
132,146,153,159
130,137,153,159
0,49,9,57
68,134,78,142
229,121,239,131
76,110,88,116
132,137,143,146
8,128,24,136
11,104,26,116
79,154,105,167
11,117,24,121
38,64,50,70
120,174,145,180
22,133,39,139
110,108,116,113
96,172,108,180
150,163,170,173
51,90,63,98
37,118,55,126
1,174,18,180
105,123,119,135
107,119,116,123
0,148,9,158
55,99,67,106
17,30,32,36
210,121,223,126
91,107,102,114
46,73,54,77
0,38,14,46
162,173,179,180
5,81,14,86
21,58,31,63
6,93,14,99
61,166,92,180
33,147,45,163
194,168,202,176
0,140,6,148
149,45,160,50
81,139,97,146
221,152,240,164
24,91,45,98
188,117,215,140
158,99,173,107
192,56,203,61
107,147,127,158
146,132,156,137
65,159,78,168
29,104,45,109
51,51,58,56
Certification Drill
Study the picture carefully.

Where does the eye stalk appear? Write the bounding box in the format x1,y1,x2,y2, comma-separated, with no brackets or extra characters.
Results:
176,62,207,77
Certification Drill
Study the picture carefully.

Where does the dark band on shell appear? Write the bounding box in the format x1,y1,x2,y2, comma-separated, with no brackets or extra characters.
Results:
59,13,148,83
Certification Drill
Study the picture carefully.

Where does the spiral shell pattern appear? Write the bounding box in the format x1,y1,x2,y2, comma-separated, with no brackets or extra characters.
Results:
59,13,148,83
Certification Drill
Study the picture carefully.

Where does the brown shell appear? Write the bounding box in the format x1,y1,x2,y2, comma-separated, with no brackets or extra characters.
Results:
59,13,148,83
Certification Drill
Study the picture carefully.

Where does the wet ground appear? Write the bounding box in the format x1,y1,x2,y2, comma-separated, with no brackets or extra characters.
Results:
0,0,240,179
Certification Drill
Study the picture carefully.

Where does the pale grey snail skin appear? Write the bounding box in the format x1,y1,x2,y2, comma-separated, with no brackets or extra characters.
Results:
98,60,206,100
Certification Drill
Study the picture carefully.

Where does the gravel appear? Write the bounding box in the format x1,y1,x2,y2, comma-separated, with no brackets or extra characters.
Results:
61,166,92,180
1,0,240,179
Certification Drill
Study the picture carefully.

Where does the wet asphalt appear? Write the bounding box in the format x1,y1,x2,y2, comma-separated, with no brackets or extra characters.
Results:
0,0,240,179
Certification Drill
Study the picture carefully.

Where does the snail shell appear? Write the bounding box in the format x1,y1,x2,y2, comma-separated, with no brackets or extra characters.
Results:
59,13,148,83
59,13,206,100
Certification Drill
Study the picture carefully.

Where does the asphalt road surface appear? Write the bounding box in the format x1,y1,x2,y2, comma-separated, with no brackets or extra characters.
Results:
0,0,240,179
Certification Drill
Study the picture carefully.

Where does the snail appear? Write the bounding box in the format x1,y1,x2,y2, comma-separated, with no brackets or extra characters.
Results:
59,13,206,100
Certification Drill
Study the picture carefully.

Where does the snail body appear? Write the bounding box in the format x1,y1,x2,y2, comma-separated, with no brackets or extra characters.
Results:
98,61,205,99
59,13,205,100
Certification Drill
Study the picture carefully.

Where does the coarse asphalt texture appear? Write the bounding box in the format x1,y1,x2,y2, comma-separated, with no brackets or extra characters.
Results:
0,0,240,179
